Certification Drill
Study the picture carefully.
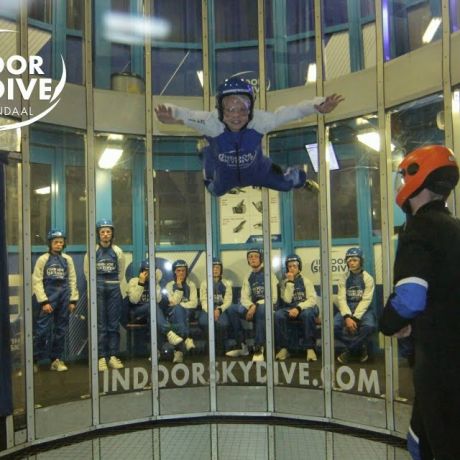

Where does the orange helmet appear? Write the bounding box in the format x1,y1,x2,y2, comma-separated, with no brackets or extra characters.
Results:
395,145,459,211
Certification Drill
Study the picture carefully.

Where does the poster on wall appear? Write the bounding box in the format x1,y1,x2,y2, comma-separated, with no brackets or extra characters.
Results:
219,187,280,244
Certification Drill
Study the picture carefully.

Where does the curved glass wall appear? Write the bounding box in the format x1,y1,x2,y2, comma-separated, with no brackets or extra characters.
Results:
267,128,324,417
2,1,460,457
326,116,385,427
29,124,89,437
150,136,210,416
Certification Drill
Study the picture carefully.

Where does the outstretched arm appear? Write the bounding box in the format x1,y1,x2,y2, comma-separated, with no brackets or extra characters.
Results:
314,93,344,114
253,94,345,133
154,104,184,125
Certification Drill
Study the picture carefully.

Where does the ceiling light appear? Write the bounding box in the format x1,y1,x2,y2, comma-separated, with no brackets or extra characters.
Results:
357,131,395,152
453,90,460,114
35,186,50,195
357,132,380,151
98,147,123,169
422,17,441,44
196,70,204,87
306,64,316,83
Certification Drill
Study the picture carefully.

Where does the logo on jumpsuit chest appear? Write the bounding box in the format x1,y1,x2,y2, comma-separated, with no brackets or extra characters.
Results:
218,150,256,169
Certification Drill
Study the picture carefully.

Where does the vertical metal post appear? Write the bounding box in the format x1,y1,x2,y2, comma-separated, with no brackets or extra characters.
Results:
145,0,160,418
201,0,218,415
257,0,275,414
375,0,396,432
19,0,36,441
313,0,334,420
84,0,100,426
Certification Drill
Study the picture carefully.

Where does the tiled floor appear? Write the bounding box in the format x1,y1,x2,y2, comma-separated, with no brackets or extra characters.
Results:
16,423,411,460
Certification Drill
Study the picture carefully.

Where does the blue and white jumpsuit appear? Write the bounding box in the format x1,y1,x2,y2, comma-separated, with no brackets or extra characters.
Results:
32,252,79,362
200,277,233,349
165,99,324,196
165,278,198,339
127,274,163,323
228,267,278,348
84,244,125,359
276,272,319,350
127,273,167,348
334,269,375,354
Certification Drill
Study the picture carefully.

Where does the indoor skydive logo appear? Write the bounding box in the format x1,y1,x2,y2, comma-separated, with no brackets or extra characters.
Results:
0,29,67,131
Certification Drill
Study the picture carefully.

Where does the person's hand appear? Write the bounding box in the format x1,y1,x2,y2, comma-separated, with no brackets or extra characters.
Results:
139,270,149,284
246,304,256,321
315,94,344,114
286,272,295,282
344,316,358,334
288,308,299,319
393,324,412,339
155,104,179,124
176,272,186,285
42,303,53,314
68,303,76,313
214,309,220,322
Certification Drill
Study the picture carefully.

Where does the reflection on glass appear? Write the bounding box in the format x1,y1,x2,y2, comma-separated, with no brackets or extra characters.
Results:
66,166,86,245
322,0,376,78
452,0,460,32
28,0,52,23
265,0,315,90
30,163,51,245
385,0,442,60
94,2,145,89
151,0,203,96
213,0,259,90
28,2,83,84
329,117,383,398
389,94,445,403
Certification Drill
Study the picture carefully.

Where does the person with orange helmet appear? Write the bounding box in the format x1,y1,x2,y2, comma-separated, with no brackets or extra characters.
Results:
380,145,460,460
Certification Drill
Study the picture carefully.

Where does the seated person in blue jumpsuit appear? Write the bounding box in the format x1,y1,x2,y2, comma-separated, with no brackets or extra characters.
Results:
164,259,199,364
84,219,125,372
32,229,79,372
275,254,319,362
225,248,278,362
155,77,343,196
199,258,234,354
334,247,375,364
126,259,167,354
